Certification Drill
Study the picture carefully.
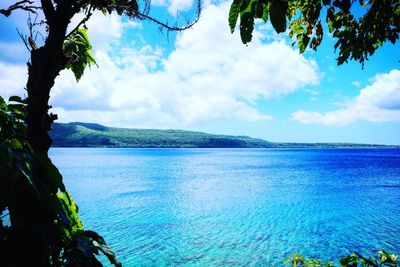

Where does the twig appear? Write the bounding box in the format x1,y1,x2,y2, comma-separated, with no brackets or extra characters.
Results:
104,0,201,32
17,28,31,52
133,0,202,32
0,0,40,17
65,7,94,39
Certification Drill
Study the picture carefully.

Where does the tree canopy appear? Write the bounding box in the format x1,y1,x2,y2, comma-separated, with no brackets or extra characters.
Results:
229,0,399,66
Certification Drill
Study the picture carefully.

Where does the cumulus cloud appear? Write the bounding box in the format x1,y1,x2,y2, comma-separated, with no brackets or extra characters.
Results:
352,80,361,87
292,69,400,125
0,62,27,98
47,2,319,128
69,11,141,52
151,0,195,16
0,2,319,129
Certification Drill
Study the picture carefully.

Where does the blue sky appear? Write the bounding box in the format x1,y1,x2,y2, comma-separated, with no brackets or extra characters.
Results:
0,0,399,144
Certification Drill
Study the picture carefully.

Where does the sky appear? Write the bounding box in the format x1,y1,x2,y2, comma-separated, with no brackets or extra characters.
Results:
0,0,400,144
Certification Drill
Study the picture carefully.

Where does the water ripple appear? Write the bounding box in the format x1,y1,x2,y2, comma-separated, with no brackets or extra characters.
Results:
50,148,400,266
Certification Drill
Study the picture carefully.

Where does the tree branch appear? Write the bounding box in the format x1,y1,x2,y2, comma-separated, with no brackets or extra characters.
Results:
40,0,55,25
107,0,201,32
0,0,39,17
65,7,94,39
134,2,202,32
17,28,31,52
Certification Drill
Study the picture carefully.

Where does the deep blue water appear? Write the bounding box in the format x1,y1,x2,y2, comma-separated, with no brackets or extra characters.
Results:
49,148,400,266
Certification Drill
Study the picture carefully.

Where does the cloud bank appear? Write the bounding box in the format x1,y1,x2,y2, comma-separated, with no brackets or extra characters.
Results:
51,2,318,128
0,2,319,129
292,69,400,125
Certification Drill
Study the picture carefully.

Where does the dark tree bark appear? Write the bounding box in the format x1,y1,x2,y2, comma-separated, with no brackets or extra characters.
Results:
26,46,66,153
26,0,76,153
9,2,77,265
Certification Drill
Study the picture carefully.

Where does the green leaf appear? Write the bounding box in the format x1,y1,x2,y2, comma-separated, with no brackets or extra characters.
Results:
379,250,398,264
270,0,287,33
8,104,26,117
239,12,254,44
36,153,66,193
229,0,241,33
239,0,251,12
82,230,122,267
339,254,358,266
10,138,23,150
0,96,7,110
132,0,139,12
57,191,84,232
14,156,40,195
261,2,269,22
8,96,23,103
64,28,98,82
255,1,264,19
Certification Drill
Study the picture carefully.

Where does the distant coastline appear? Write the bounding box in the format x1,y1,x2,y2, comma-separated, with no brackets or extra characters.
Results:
50,122,399,148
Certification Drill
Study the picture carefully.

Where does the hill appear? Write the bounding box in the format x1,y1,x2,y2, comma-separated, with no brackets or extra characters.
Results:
50,122,396,148
50,122,274,148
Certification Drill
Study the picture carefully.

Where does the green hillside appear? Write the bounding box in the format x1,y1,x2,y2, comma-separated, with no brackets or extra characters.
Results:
50,122,275,148
50,122,396,148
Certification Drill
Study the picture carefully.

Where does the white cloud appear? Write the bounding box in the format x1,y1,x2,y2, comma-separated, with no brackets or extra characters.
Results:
48,2,318,128
304,89,319,95
168,0,195,16
0,62,27,98
69,11,141,52
292,69,400,126
0,2,319,129
151,0,195,16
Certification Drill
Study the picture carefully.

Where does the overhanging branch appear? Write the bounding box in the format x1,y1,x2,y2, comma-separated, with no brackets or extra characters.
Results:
65,7,94,39
134,2,201,32
107,0,202,32
40,0,55,25
0,0,39,17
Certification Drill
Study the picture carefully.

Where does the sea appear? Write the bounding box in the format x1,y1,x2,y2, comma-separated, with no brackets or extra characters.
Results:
49,148,400,266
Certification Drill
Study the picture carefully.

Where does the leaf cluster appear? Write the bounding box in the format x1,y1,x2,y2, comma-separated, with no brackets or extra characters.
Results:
90,0,140,17
0,0,39,17
64,28,98,81
229,0,400,66
0,95,120,266
285,251,398,267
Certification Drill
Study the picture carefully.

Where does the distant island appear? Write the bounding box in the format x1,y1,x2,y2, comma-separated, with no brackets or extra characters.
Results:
50,122,398,148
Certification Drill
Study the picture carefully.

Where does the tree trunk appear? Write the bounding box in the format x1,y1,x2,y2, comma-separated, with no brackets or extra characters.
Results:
26,45,65,153
14,6,72,265
7,41,67,267
26,1,73,153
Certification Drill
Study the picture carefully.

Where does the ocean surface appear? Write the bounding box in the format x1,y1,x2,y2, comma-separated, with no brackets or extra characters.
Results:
49,148,400,266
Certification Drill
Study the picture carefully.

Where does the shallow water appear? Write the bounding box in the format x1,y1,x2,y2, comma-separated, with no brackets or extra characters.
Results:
50,148,400,266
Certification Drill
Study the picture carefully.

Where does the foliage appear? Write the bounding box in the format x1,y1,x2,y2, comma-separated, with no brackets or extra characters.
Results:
0,96,120,266
61,0,141,81
0,0,38,17
50,122,274,148
64,28,98,81
90,0,140,17
285,254,335,267
229,0,400,66
285,251,398,267
49,122,396,148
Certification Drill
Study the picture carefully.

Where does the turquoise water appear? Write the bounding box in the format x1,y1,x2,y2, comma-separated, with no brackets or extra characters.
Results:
50,148,400,266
